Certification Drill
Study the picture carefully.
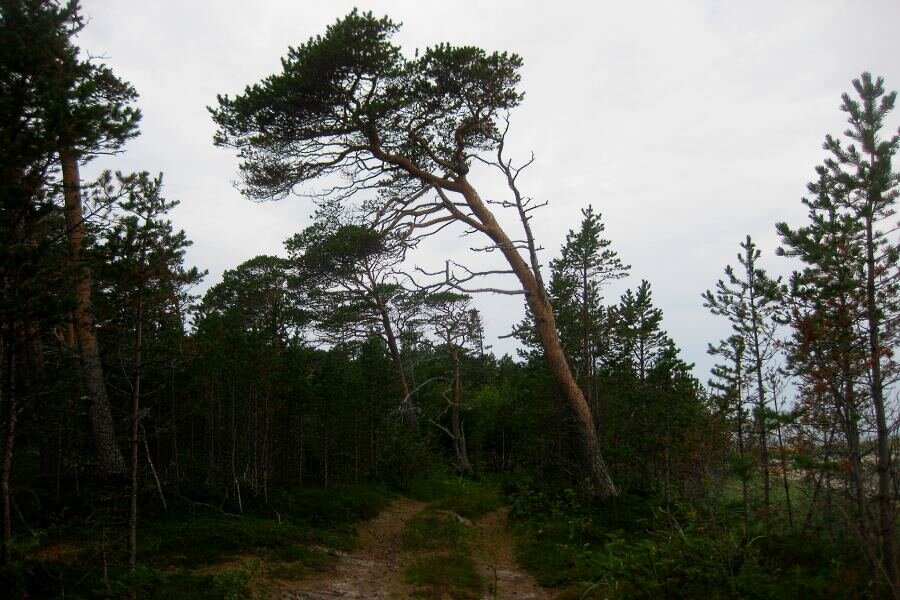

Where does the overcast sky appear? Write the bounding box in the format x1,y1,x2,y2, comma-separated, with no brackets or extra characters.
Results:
76,0,900,384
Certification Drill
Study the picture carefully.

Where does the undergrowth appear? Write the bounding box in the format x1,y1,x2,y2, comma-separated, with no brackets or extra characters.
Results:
504,480,872,599
0,484,393,599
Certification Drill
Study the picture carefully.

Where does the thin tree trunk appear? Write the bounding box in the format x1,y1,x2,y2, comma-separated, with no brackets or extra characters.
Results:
170,364,179,484
263,388,270,504
746,254,770,512
736,380,749,539
128,291,143,580
864,213,897,593
141,425,166,511
450,349,473,475
230,380,242,513
374,293,416,429
59,146,125,477
1,326,16,565
772,390,794,530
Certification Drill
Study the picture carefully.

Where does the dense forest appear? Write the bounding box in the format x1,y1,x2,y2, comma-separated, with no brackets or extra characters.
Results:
2,2,899,598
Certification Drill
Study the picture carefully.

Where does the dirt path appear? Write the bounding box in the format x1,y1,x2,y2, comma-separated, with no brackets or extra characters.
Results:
275,499,548,599
472,508,550,600
276,497,426,599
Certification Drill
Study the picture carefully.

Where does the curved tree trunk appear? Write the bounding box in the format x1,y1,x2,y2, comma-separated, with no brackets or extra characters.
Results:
59,146,126,477
367,139,617,497
458,182,617,498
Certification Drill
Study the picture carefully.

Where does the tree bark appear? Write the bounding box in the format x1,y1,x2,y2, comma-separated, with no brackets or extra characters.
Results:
449,349,473,476
1,325,16,565
128,287,144,582
747,260,771,512
366,139,616,497
458,181,617,497
374,295,415,429
59,146,125,477
864,212,897,593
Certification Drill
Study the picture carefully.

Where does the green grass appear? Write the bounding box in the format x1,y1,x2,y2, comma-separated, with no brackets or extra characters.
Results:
401,502,485,600
405,553,482,599
406,474,501,518
430,484,501,520
402,510,468,551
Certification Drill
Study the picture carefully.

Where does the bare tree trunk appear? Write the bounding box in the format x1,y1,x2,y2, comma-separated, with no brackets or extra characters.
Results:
374,295,416,429
141,426,166,511
263,388,270,504
746,263,771,513
843,387,869,541
450,349,473,476
298,412,305,485
59,146,125,477
736,383,749,539
771,389,794,531
1,325,16,565
864,213,897,593
170,364,180,484
230,380,242,513
128,291,143,582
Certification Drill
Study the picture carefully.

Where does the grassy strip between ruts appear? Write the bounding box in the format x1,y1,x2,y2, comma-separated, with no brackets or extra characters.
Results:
401,476,502,599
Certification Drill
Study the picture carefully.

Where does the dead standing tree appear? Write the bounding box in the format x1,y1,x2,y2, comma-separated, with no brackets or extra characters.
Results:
211,11,617,496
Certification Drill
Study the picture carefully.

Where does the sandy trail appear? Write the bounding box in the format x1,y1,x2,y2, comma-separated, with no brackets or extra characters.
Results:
275,498,548,599
276,497,425,599
473,508,550,600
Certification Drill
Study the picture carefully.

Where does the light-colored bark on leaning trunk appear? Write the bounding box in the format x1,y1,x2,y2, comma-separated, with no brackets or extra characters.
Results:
459,181,617,498
60,146,126,477
367,141,617,497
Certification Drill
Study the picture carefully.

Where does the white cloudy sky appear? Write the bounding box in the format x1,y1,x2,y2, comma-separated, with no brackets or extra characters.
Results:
76,0,900,384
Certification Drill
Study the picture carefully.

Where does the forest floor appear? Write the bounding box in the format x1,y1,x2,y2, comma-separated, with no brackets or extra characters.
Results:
271,496,549,599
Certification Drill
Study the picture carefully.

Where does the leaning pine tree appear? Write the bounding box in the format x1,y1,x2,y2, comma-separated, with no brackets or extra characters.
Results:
210,11,617,496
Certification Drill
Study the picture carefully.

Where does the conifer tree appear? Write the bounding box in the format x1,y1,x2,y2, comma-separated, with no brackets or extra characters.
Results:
703,236,782,511
286,210,419,429
96,172,203,578
549,206,629,412
613,280,669,381
211,12,618,495
2,0,141,476
777,72,900,590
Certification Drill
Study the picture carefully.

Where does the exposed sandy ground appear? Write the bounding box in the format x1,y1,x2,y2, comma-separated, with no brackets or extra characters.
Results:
472,508,550,600
275,497,426,599
273,499,550,599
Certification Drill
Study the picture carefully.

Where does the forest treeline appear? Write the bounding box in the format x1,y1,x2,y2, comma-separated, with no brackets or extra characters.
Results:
1,3,899,598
